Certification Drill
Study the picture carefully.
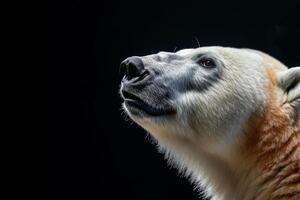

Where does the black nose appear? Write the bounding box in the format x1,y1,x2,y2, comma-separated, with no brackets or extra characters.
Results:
120,56,145,81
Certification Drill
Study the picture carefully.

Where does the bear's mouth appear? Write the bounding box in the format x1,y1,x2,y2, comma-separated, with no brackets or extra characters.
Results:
122,90,174,116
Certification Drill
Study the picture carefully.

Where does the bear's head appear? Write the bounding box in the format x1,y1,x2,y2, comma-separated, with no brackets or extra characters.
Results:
119,46,300,199
120,47,298,144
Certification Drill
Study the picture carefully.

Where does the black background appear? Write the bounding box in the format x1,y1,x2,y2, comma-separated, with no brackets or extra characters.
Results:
48,1,300,200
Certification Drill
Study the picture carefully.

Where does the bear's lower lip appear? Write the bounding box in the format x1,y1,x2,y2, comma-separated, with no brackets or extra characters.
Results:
121,89,175,116
124,99,172,116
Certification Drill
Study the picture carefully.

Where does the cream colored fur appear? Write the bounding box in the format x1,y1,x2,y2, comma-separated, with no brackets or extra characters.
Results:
121,47,300,200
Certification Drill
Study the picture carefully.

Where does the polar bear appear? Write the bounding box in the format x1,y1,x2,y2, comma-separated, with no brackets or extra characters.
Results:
119,46,300,200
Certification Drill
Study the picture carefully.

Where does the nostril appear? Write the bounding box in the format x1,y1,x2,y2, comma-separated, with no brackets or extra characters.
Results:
127,62,139,80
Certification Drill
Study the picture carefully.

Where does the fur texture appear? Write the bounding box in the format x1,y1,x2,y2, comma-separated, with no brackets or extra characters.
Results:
120,47,300,200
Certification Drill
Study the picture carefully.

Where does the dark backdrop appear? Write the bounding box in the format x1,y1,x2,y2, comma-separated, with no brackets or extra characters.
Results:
48,1,300,200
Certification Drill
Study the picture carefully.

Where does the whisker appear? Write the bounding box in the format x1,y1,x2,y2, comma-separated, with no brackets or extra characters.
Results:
173,46,178,52
194,36,200,47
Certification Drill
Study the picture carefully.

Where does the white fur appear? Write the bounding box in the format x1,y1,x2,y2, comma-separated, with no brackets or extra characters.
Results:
122,47,295,199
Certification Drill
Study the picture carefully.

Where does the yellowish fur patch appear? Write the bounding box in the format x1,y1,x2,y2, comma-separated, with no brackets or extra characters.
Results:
238,58,300,200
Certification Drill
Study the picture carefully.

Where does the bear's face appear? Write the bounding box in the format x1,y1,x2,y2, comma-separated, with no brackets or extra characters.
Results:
120,46,300,200
120,47,268,142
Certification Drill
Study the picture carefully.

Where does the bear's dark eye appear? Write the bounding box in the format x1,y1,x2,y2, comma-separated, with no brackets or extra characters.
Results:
198,58,215,68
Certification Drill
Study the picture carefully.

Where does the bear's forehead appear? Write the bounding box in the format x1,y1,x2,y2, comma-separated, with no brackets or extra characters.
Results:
176,47,267,67
153,46,286,72
176,47,220,57
154,46,258,59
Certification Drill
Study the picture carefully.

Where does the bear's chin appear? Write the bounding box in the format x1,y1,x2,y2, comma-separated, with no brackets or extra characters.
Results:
123,99,175,117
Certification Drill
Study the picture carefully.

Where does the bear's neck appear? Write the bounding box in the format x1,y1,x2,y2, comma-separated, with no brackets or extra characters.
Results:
156,103,299,200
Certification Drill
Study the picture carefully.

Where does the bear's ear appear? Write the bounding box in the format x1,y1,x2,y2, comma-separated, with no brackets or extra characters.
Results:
278,67,300,110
